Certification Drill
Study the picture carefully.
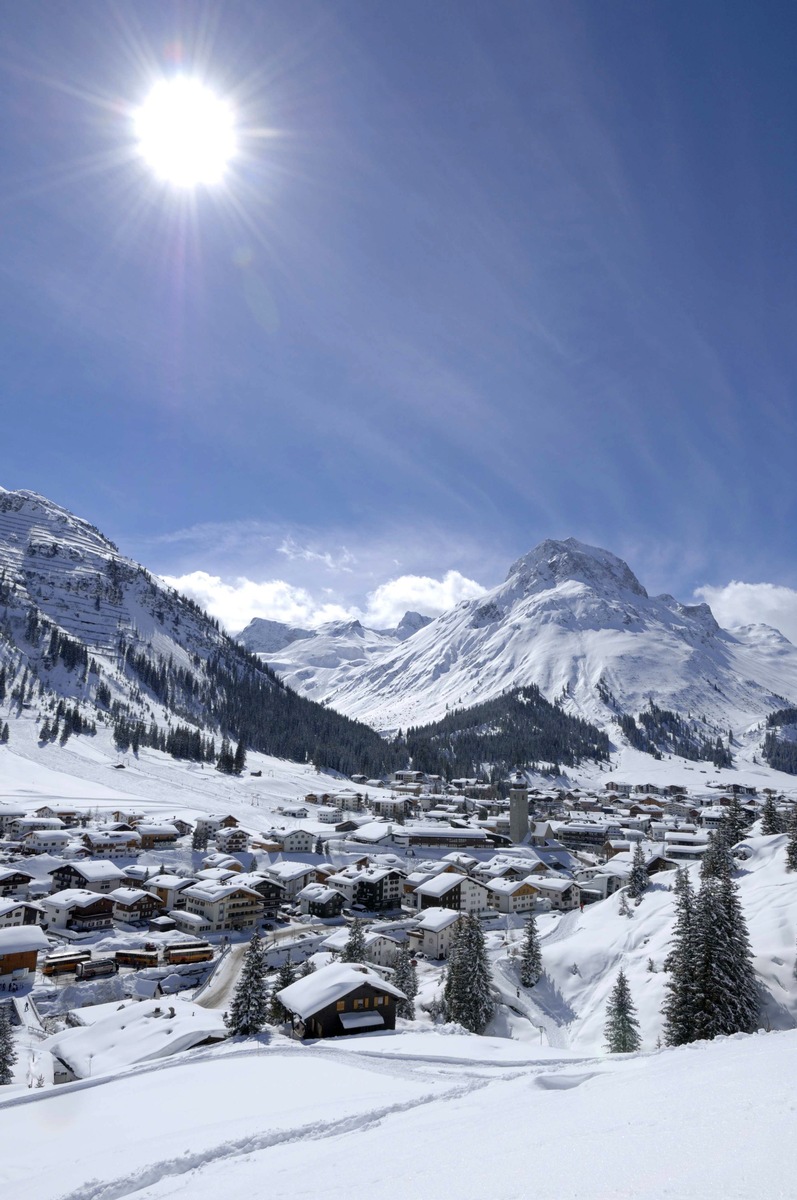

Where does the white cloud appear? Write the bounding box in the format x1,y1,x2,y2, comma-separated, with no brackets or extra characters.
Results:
161,567,487,635
161,571,353,633
694,581,797,644
363,570,487,629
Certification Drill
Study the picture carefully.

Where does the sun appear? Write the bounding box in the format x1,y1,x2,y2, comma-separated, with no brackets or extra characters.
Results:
134,77,236,188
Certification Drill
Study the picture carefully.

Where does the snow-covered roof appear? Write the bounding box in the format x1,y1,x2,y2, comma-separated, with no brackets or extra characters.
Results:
414,873,462,898
0,925,49,955
414,907,463,933
486,877,539,896
182,882,262,903
44,888,112,910
107,887,150,904
276,962,406,1019
51,861,125,881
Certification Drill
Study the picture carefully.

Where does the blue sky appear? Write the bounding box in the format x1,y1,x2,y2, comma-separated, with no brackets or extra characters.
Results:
1,1,797,634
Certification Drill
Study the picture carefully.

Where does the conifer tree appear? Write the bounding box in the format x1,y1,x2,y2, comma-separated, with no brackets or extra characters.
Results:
0,1007,16,1084
443,914,494,1035
0,722,8,745
786,806,797,872
232,740,246,775
604,969,641,1053
519,913,542,988
691,873,758,1041
662,867,697,1046
761,795,782,836
191,823,209,852
700,828,734,882
340,918,366,963
225,934,269,1036
300,958,317,977
723,795,750,845
392,943,418,1019
269,958,297,1024
627,843,649,900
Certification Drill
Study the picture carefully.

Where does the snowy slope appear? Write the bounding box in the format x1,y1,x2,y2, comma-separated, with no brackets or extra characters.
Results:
3,1015,797,1199
256,537,797,736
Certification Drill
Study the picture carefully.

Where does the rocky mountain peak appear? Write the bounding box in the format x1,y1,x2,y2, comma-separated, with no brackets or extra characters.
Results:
506,537,648,599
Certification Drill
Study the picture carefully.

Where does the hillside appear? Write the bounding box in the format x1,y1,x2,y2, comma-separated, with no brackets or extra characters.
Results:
0,488,399,777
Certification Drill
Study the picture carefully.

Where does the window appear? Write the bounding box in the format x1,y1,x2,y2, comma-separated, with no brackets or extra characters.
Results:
336,1001,345,1012
353,998,365,1010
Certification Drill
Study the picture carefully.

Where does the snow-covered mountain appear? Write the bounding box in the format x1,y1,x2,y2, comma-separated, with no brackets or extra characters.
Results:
250,537,797,738
237,610,432,702
0,487,398,775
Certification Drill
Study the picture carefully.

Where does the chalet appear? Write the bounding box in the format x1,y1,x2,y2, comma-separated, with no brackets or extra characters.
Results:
296,883,346,918
533,878,581,911
0,899,43,928
82,830,142,856
49,862,126,895
10,816,65,839
35,804,87,827
23,829,74,855
407,907,464,959
0,925,49,977
486,878,540,914
195,814,239,834
276,962,406,1039
108,887,163,926
144,874,194,910
664,830,710,860
215,827,250,853
411,873,491,915
261,861,318,900
274,829,315,854
321,927,406,966
372,796,415,820
233,872,285,913
0,807,27,836
41,890,114,932
137,824,180,850
0,867,34,898
180,882,264,932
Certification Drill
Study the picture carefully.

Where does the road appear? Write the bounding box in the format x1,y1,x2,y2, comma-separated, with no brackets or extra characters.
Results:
194,944,247,1011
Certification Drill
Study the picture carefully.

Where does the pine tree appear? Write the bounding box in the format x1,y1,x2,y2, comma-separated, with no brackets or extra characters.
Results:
232,740,246,775
618,891,633,918
392,944,418,1019
700,828,734,882
604,969,641,1053
662,867,697,1046
0,1007,16,1084
627,843,649,900
0,722,8,745
340,918,366,963
313,836,324,856
723,795,750,845
225,934,269,1036
269,958,297,1024
691,872,758,1041
191,824,209,852
786,806,797,872
761,795,782,836
300,958,316,977
519,914,542,988
443,914,494,1035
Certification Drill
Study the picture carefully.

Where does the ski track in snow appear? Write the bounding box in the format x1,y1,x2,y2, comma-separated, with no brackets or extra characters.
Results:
51,1064,525,1200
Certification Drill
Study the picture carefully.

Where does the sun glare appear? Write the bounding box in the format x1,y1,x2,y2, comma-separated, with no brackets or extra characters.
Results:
134,77,236,188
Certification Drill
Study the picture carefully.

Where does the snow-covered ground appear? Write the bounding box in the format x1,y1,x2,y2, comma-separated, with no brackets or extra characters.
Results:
2,1026,796,1199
